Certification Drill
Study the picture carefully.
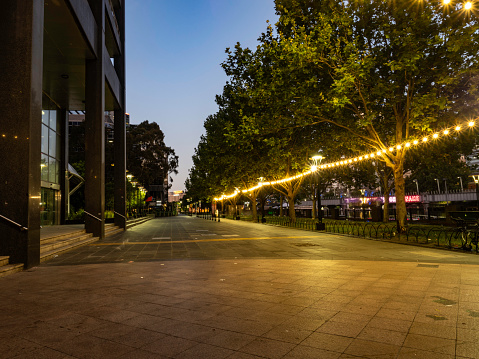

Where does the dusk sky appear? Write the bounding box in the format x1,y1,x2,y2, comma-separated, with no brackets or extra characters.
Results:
125,1,279,192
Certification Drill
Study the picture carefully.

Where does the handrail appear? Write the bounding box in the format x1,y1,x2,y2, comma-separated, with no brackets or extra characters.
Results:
0,214,28,231
85,211,102,222
114,211,127,220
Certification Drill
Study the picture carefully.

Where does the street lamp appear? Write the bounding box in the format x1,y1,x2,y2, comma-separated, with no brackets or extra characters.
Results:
413,179,419,195
310,155,325,230
458,176,464,192
443,178,448,195
434,178,440,193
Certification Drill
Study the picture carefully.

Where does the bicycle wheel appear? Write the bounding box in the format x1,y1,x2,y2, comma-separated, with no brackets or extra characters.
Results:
464,231,473,251
450,229,468,249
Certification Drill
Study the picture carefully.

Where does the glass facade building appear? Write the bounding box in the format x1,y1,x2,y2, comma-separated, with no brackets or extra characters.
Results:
0,0,127,268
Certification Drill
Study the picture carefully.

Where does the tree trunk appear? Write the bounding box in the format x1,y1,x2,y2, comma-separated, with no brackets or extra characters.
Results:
383,194,389,223
287,195,296,222
279,194,284,217
393,162,407,231
250,192,258,222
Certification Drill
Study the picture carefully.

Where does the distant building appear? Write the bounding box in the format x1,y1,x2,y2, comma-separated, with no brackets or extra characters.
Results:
168,191,185,202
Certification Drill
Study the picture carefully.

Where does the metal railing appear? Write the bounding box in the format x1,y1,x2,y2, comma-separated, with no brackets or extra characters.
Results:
114,211,127,220
253,216,478,252
85,211,102,222
0,214,28,231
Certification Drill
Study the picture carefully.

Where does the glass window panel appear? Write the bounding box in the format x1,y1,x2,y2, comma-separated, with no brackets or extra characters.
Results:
42,110,48,124
49,110,57,131
41,154,49,181
48,157,57,183
49,129,56,158
41,124,48,154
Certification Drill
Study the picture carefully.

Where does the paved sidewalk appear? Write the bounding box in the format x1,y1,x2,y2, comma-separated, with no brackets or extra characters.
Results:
2,216,479,358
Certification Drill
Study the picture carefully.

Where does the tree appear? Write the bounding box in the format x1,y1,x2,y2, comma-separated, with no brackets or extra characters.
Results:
246,0,479,229
127,121,178,194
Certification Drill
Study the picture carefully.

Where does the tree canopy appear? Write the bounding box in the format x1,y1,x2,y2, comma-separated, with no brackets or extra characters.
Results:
187,0,479,226
127,121,178,191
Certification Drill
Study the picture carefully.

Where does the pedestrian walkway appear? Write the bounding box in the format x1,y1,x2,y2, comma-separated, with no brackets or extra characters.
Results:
2,216,479,358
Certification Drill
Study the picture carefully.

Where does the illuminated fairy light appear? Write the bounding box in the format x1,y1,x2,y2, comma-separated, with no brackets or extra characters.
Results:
213,118,478,201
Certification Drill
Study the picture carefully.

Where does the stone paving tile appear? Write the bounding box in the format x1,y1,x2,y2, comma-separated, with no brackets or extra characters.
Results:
262,325,312,344
117,349,169,359
0,334,43,358
396,347,456,359
344,338,401,358
357,326,407,346
5,217,479,358
282,345,341,359
175,343,235,359
226,352,265,359
203,329,256,350
456,340,479,358
402,333,456,355
407,321,457,340
316,319,369,338
238,337,296,359
10,347,76,359
300,332,353,352
366,316,413,333
140,335,197,357
48,333,135,359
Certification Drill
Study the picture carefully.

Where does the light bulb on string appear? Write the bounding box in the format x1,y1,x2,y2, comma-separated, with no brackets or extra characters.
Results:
214,117,479,200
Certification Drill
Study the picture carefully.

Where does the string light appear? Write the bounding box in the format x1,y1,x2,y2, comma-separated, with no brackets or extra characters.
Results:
214,118,479,201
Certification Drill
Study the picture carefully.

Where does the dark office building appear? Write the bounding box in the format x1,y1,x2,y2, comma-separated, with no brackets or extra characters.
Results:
0,0,127,268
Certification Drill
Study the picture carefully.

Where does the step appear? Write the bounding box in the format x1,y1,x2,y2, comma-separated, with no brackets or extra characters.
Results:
0,256,9,267
41,229,86,245
40,235,99,263
126,217,152,229
0,263,24,278
105,226,124,237
40,233,94,254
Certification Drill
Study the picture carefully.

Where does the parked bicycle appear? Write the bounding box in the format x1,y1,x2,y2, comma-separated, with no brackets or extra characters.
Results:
450,217,479,251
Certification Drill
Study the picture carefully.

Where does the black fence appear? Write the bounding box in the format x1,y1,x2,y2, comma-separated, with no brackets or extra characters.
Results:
195,213,478,252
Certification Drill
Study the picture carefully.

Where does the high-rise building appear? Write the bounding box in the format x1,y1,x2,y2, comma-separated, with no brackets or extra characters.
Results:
0,1,127,268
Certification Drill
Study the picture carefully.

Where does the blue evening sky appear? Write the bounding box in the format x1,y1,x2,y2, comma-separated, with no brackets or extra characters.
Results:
126,1,278,192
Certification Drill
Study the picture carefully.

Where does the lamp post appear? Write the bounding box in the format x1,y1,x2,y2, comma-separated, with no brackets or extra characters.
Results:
310,155,325,230
458,176,464,192
434,178,440,193
258,177,265,223
413,179,419,195
472,174,479,209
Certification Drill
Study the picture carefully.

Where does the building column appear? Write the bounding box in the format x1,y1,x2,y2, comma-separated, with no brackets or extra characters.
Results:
85,0,105,238
0,1,44,267
114,0,127,229
60,109,69,225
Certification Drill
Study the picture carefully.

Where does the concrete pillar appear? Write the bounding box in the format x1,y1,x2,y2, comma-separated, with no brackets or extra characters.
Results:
85,0,105,238
0,1,44,267
114,0,127,229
